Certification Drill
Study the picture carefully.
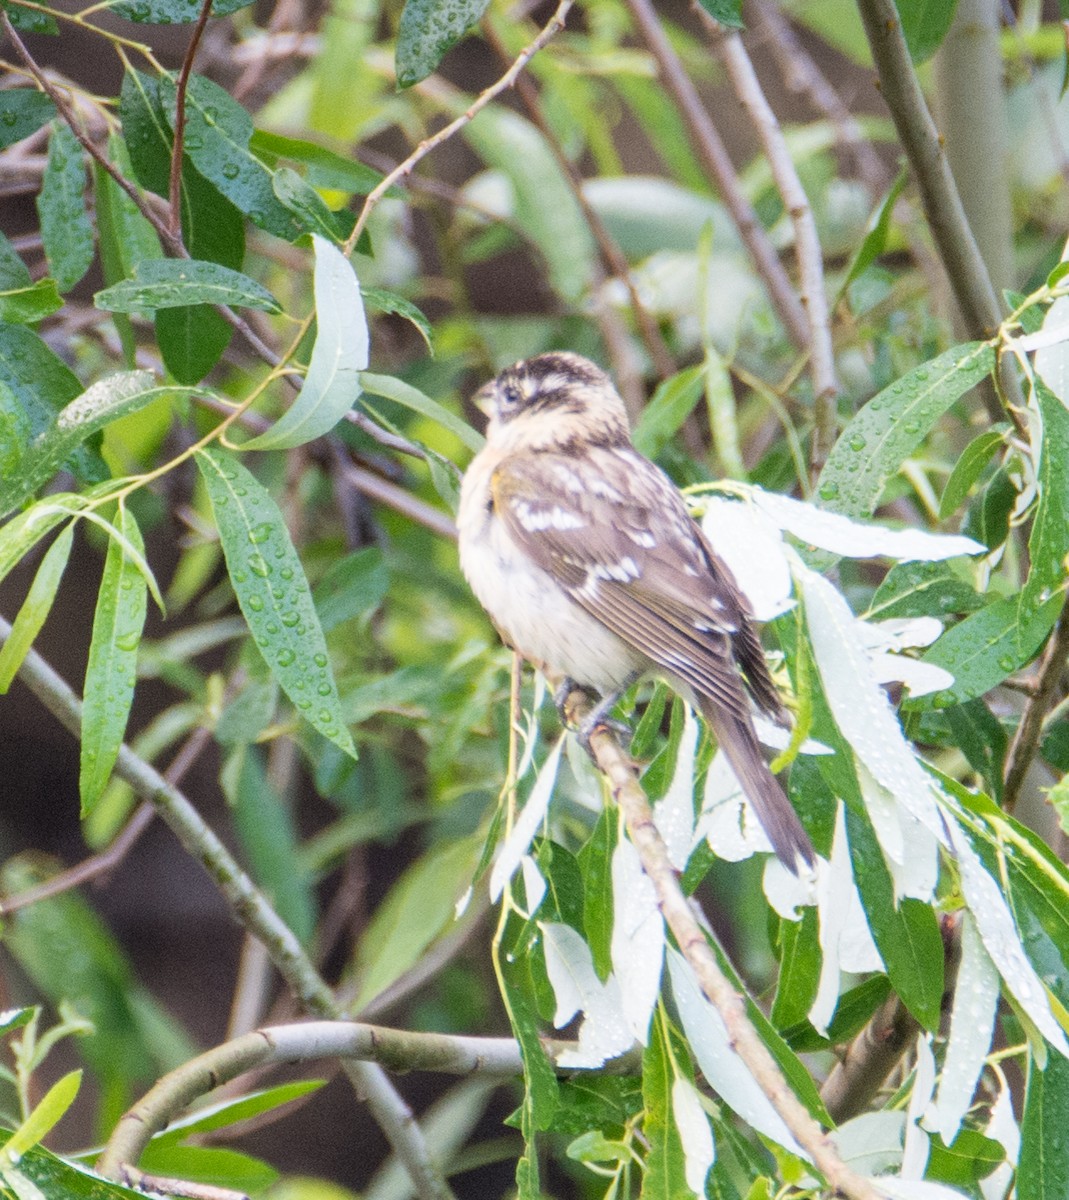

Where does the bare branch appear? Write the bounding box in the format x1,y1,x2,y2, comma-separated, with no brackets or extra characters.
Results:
169,0,214,239
620,0,810,352
347,0,575,253
693,5,839,472
1003,601,1069,812
563,688,880,1200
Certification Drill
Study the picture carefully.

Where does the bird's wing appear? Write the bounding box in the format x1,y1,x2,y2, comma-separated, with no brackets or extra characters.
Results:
491,446,771,720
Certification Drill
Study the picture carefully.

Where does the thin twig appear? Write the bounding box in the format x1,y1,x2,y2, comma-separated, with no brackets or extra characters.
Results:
854,0,1023,421
1002,601,1069,812
0,618,455,1200
169,0,214,239
620,0,810,352
342,463,458,540
483,20,676,382
693,5,839,472
347,0,575,254
563,689,879,1200
752,0,888,196
1,14,182,255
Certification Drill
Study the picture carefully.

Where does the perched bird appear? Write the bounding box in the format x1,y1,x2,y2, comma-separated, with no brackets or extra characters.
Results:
457,351,814,871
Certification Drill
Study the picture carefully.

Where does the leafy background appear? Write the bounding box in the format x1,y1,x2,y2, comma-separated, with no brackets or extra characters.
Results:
2,0,1069,1197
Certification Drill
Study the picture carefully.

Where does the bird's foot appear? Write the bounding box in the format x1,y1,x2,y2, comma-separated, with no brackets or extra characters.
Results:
575,692,633,758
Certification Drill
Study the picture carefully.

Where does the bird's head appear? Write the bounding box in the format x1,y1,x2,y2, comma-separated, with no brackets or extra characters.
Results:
474,352,631,453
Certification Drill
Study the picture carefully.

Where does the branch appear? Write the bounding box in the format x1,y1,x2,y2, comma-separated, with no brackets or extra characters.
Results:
1002,600,1069,812
620,0,810,352
1,14,183,255
564,690,879,1200
347,0,575,253
693,5,839,472
100,1018,639,1177
0,617,455,1200
820,993,920,1124
854,0,1022,420
169,0,214,239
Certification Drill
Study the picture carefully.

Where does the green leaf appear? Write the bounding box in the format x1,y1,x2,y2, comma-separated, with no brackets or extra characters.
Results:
2,1071,81,1162
80,507,149,815
271,166,350,242
943,699,1007,799
353,836,481,1008
1018,1051,1069,1200
37,122,94,292
866,559,985,621
95,259,281,313
0,524,73,692
0,323,106,485
895,0,959,63
1020,382,1069,622
938,426,1008,519
576,807,616,981
159,74,304,242
0,278,62,325
0,90,56,150
926,1126,1003,1185
841,165,909,296
155,1080,325,1141
243,237,368,450
2,1,59,33
396,0,491,87
224,745,316,944
632,366,704,459
817,341,996,519
0,1135,145,1199
846,808,944,1030
641,1019,691,1200
195,446,357,758
362,286,433,351
771,907,820,1031
0,370,166,518
248,130,386,195
913,594,1063,709
360,371,483,453
156,306,234,385
113,0,253,24
137,1143,277,1192
694,0,743,27
0,495,86,589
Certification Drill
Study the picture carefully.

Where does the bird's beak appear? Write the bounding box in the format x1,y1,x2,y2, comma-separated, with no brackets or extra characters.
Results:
472,382,496,417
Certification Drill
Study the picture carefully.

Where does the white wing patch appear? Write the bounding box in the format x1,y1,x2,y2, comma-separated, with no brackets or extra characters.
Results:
513,500,586,532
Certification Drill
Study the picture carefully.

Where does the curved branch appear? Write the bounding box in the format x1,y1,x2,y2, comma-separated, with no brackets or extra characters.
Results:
563,689,879,1200
0,617,454,1200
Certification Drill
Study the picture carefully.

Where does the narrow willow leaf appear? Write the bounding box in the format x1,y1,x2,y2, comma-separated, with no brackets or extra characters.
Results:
1020,383,1069,620
156,306,234,386
2,1071,81,1162
817,342,996,519
0,90,56,150
640,1020,689,1200
0,495,85,588
95,260,281,314
938,426,1007,519
0,278,62,325
243,237,368,450
840,165,909,296
632,366,704,459
1018,1051,1069,1200
159,74,303,242
362,287,433,351
0,370,164,517
195,446,356,759
114,0,253,22
396,0,491,86
249,130,386,196
0,524,73,692
896,0,959,63
80,508,148,815
36,122,94,293
913,594,1062,710
694,0,742,27
360,370,482,453
271,166,347,242
0,323,104,485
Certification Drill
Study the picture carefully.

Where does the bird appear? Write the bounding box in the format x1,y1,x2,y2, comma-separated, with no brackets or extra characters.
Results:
457,351,815,872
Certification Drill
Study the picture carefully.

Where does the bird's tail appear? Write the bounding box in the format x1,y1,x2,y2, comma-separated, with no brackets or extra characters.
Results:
698,698,815,873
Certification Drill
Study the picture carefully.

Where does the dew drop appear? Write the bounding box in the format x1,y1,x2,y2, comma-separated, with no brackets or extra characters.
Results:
248,522,273,544
248,553,271,578
819,482,839,501
848,435,867,452
221,162,240,179
276,648,296,667
248,594,264,611
313,653,328,668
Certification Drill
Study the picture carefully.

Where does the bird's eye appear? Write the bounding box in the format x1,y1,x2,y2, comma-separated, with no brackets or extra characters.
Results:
500,383,522,409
